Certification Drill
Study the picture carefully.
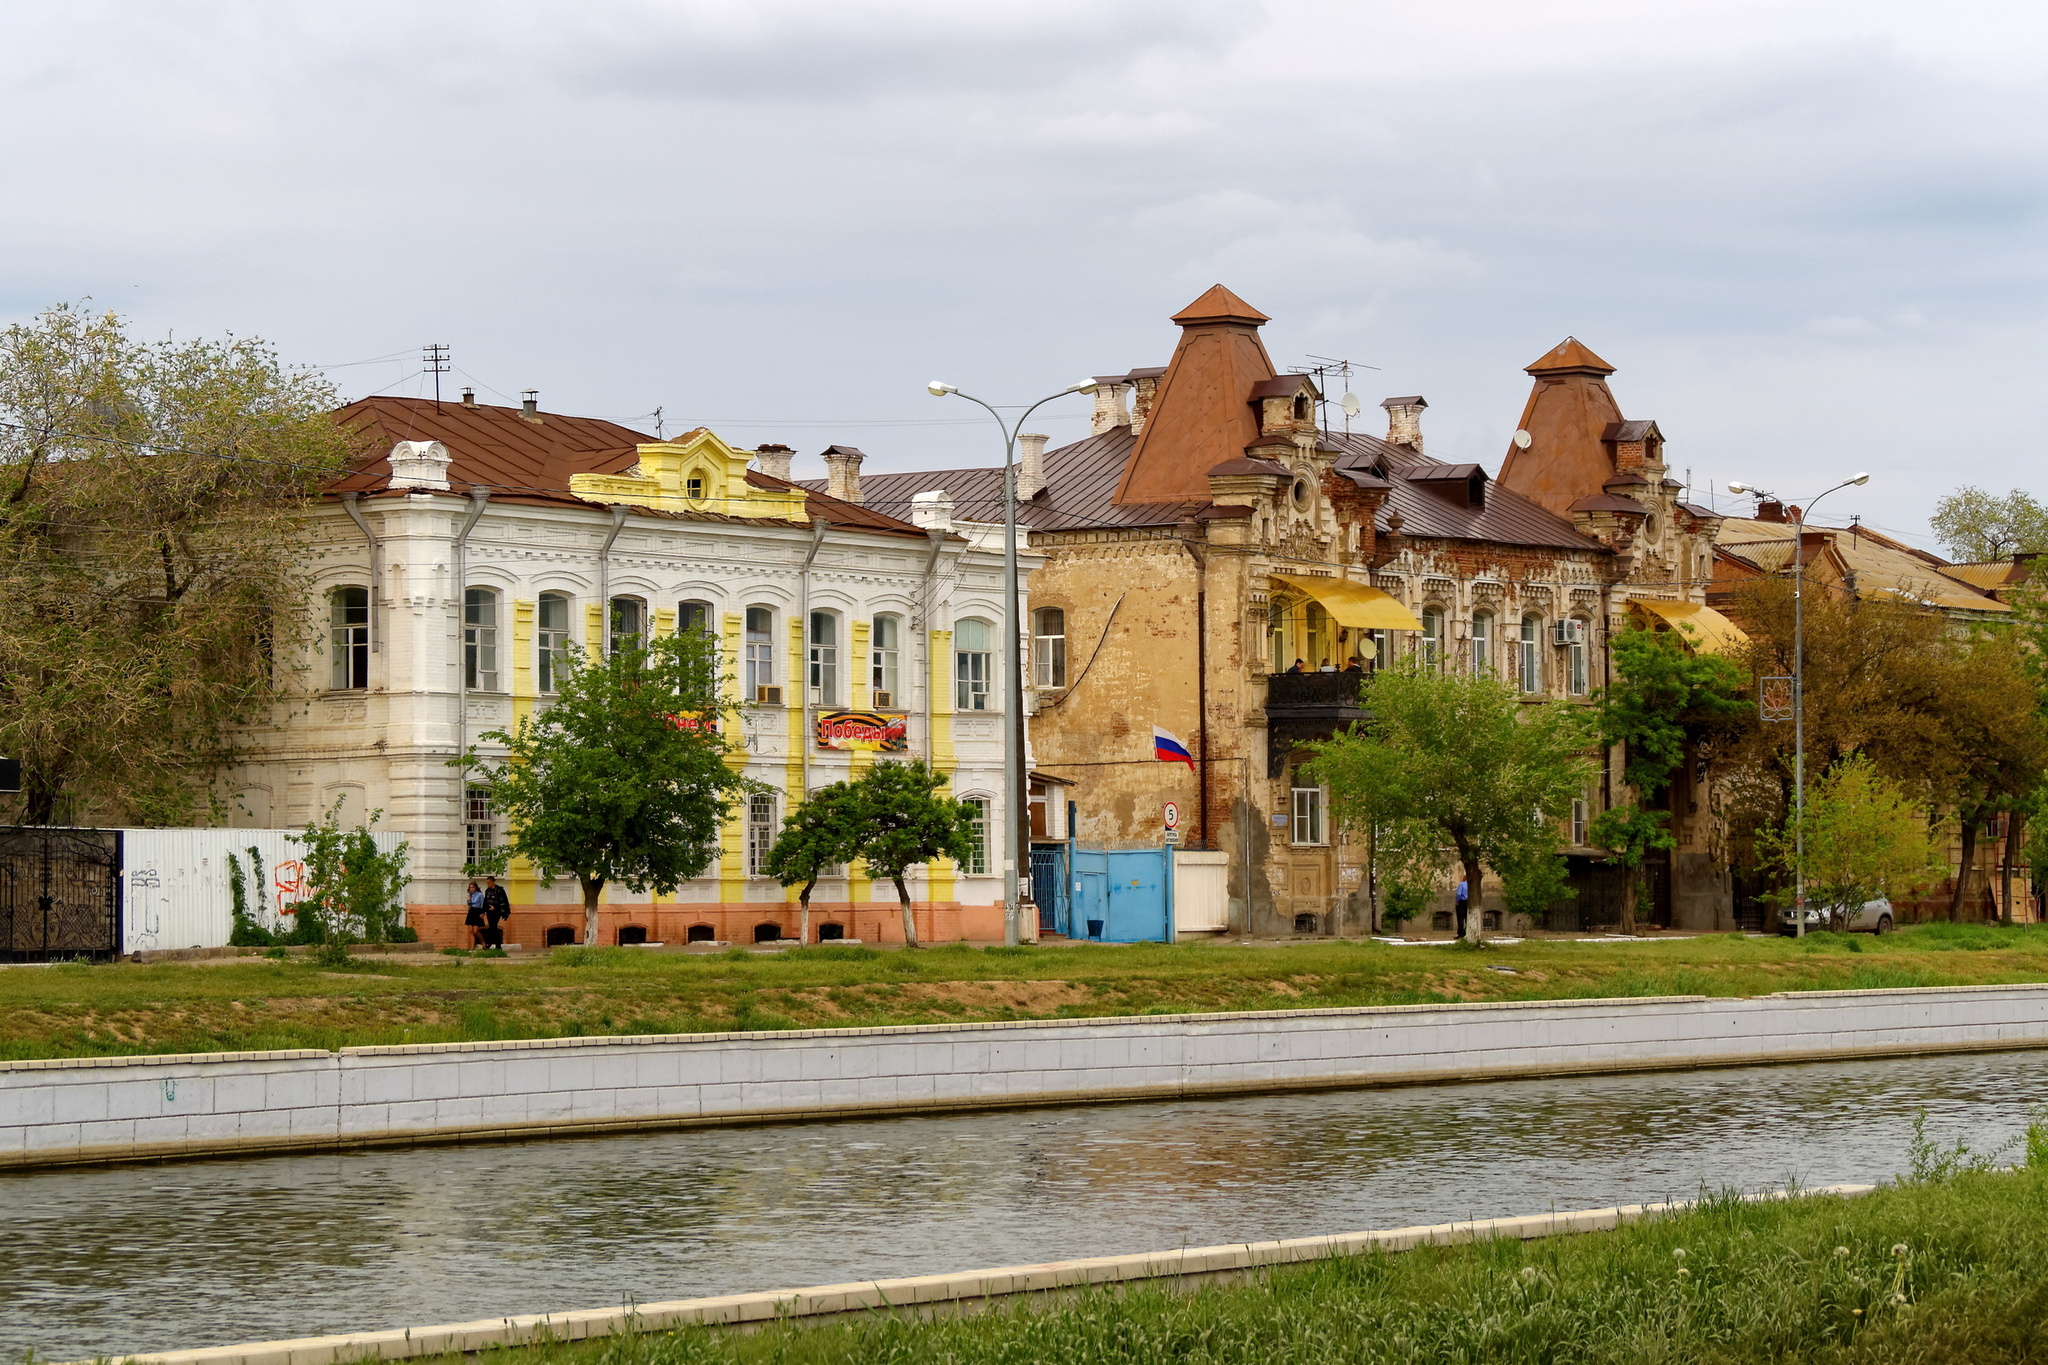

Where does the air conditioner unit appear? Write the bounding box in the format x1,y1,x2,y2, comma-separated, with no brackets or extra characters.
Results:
1553,620,1586,646
872,690,894,709
755,685,783,705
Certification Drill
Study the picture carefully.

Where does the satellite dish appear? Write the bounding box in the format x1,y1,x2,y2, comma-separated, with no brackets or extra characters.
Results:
1512,429,1533,449
1339,392,1362,418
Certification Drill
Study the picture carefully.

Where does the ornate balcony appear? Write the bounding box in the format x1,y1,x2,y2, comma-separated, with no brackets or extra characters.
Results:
1263,671,1369,776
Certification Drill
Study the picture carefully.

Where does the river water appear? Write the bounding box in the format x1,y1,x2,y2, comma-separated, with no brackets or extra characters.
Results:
7,1049,2047,1360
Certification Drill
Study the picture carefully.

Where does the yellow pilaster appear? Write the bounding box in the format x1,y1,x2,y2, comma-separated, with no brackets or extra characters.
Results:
584,602,604,660
654,606,677,639
850,620,870,710
786,616,806,799
718,611,747,904
926,628,957,902
504,600,539,905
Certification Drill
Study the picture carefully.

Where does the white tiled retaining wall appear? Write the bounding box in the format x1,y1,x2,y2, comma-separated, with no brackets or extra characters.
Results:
6,984,2047,1171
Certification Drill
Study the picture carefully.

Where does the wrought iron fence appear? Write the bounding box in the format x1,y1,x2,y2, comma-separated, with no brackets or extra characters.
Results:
0,826,122,961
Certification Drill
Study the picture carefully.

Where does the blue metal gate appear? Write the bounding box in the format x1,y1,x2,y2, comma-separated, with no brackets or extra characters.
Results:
1029,844,1067,934
1068,847,1169,942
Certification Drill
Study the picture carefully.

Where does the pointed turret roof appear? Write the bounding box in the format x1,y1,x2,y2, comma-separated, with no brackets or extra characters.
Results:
1170,284,1270,327
1524,337,1616,376
1111,286,1279,506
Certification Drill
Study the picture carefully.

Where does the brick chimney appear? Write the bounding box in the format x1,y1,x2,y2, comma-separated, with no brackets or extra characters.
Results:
1755,499,1786,523
754,443,794,482
387,440,452,491
1126,367,1165,436
1090,379,1131,434
1017,433,1049,500
1381,396,1426,452
821,445,866,505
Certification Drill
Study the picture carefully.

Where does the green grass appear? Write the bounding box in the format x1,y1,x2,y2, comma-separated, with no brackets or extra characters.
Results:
7,923,2048,1061
453,1167,2048,1365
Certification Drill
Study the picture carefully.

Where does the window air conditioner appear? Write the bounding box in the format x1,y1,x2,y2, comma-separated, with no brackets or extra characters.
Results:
755,685,783,705
872,690,894,709
1553,620,1586,646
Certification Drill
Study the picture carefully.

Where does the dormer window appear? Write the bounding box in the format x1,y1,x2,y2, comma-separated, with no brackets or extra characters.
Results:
685,474,705,499
1293,394,1312,422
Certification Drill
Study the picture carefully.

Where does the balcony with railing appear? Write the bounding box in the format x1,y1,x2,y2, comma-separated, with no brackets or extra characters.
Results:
1262,670,1370,775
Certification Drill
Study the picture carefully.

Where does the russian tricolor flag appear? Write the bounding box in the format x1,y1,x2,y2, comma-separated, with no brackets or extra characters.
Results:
1153,725,1195,769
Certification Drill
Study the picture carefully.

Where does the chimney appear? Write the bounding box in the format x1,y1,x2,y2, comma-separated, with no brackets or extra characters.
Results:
1381,396,1427,451
387,439,452,491
1090,379,1132,434
520,389,541,421
910,488,952,531
460,387,478,409
1127,368,1165,436
821,445,866,505
1017,433,1049,500
1755,499,1785,523
754,443,794,482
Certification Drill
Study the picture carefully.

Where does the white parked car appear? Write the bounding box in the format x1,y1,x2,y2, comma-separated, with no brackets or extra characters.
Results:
1776,898,1894,935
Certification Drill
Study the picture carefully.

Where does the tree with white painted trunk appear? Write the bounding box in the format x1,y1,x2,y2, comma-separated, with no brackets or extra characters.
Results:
458,632,750,945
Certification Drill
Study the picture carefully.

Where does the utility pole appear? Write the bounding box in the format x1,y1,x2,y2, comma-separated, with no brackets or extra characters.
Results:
423,343,450,406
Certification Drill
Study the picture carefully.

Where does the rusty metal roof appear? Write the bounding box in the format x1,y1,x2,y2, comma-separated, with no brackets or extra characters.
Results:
1568,493,1650,514
1718,517,2009,615
330,396,930,537
1330,433,1603,551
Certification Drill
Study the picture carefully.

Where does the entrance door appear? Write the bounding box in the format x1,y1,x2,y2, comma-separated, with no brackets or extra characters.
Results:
1289,855,1331,934
1075,870,1107,939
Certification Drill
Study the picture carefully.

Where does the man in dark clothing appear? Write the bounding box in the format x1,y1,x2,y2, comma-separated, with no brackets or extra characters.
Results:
481,876,512,949
1286,658,1306,674
1454,878,1470,939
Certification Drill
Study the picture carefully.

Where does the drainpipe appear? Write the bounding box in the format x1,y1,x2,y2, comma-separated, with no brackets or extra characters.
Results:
797,516,829,799
340,493,381,656
452,486,490,852
596,505,629,657
918,525,947,762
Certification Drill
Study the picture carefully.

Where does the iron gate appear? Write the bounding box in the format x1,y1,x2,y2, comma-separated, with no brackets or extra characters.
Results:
0,827,122,961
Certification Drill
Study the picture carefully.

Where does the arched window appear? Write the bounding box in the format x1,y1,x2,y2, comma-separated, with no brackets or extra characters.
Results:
537,592,572,693
1519,614,1543,694
961,795,991,874
545,925,578,948
678,599,714,638
744,606,776,698
329,586,369,690
808,611,839,705
1420,607,1445,674
686,924,716,943
870,614,901,706
1470,612,1493,677
464,588,499,691
608,596,644,656
1032,607,1066,688
684,472,706,501
955,618,992,710
1567,616,1590,696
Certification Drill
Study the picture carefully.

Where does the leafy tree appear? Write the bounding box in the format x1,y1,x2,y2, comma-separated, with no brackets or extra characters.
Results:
290,801,413,950
1371,818,1447,933
1930,486,2048,562
0,303,356,824
1759,754,1944,928
461,632,750,945
1306,662,1596,943
841,759,980,948
1590,627,1750,933
763,779,866,942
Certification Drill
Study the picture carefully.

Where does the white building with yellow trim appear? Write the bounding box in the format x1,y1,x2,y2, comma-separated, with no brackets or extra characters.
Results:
223,393,1033,947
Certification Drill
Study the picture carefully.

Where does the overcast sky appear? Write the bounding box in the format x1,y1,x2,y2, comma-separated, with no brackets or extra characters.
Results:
4,0,2043,546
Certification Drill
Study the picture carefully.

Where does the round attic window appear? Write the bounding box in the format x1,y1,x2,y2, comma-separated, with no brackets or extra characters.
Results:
1291,478,1311,508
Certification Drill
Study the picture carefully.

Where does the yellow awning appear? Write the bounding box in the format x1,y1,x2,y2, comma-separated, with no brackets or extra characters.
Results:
1271,574,1423,631
1628,597,1748,654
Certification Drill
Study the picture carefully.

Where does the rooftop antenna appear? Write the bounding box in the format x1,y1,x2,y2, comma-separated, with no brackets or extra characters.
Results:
423,343,450,406
652,405,665,439
1303,354,1380,435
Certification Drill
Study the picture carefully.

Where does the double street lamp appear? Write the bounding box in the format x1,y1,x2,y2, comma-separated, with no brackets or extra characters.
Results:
1724,472,1871,937
927,378,1097,946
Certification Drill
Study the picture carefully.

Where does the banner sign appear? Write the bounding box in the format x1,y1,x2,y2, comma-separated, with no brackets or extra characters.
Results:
816,710,909,752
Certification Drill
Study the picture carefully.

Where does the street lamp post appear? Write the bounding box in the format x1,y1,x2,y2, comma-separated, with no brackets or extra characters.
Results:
927,378,1096,946
1726,473,1871,937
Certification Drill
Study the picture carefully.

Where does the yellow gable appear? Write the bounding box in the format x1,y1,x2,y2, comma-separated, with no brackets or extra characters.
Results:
568,430,809,522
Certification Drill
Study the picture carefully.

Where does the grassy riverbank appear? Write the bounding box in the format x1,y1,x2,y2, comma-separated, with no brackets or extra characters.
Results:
470,1166,2048,1365
5,923,2048,1061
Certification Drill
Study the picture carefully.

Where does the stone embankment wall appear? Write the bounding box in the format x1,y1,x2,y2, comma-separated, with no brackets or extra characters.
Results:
5,984,2046,1171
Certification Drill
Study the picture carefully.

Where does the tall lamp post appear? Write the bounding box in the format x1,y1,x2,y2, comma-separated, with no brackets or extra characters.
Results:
927,378,1097,945
1726,473,1871,937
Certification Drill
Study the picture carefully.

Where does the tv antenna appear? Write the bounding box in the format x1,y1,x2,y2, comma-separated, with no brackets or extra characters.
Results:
422,343,450,406
1301,354,1379,434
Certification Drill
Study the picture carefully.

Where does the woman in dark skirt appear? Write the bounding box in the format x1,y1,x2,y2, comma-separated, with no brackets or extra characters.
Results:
464,880,486,949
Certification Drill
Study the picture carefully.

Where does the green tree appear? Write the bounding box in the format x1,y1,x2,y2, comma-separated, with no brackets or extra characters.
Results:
1930,486,2048,562
1370,818,1447,933
291,802,413,950
763,779,866,943
1760,754,1944,928
842,759,980,948
1590,627,1750,933
1306,662,1596,943
0,303,357,824
461,633,749,945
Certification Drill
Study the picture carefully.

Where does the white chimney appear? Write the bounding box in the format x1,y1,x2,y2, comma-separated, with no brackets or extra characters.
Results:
1017,433,1049,500
910,489,953,531
1089,380,1131,434
821,445,866,505
1381,396,1427,452
387,440,452,491
754,444,794,482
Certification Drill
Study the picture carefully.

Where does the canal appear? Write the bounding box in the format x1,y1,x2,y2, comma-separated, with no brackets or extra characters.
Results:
7,1048,2046,1360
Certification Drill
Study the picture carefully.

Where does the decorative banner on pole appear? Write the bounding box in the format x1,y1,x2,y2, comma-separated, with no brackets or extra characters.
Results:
1152,725,1195,769
816,710,910,752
